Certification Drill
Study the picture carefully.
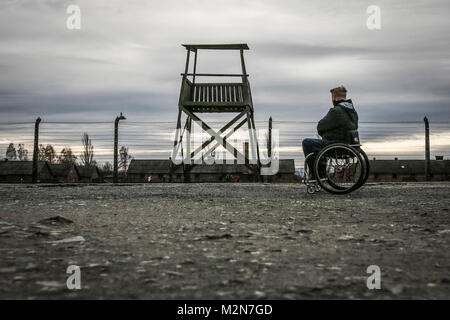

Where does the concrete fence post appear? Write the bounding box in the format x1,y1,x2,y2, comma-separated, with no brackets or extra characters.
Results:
424,116,431,181
268,117,272,159
244,142,249,165
114,112,126,183
32,117,41,184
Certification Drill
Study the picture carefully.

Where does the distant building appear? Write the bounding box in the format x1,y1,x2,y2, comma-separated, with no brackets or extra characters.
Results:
187,163,253,183
101,174,114,183
261,159,297,183
49,163,79,183
0,160,54,183
127,160,183,183
431,160,450,180
127,159,296,183
75,165,102,183
368,159,450,182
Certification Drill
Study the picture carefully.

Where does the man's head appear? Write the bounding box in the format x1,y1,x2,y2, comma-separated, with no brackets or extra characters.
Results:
330,86,347,103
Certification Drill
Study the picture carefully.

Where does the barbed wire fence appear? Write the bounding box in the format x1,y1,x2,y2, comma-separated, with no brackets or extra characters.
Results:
1,120,449,169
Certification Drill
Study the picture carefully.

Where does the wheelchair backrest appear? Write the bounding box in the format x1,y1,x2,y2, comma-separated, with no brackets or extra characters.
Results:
347,130,360,145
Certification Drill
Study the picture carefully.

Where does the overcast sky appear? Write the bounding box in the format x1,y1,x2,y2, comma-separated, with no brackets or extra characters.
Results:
0,0,449,163
1,0,449,122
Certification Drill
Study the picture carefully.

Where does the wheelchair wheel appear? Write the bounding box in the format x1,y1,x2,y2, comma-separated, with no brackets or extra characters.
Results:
349,147,370,190
358,148,370,187
314,143,365,194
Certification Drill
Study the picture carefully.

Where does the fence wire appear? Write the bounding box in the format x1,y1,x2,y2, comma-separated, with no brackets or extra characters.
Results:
1,120,449,169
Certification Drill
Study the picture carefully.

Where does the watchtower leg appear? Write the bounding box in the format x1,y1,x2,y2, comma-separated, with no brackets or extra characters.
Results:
172,109,183,162
186,117,192,164
246,111,259,181
250,114,261,165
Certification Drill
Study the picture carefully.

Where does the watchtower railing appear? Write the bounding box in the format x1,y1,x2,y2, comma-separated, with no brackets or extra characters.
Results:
193,83,244,103
180,77,251,108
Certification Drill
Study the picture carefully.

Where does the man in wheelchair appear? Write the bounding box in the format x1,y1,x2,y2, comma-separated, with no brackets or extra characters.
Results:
302,86,359,178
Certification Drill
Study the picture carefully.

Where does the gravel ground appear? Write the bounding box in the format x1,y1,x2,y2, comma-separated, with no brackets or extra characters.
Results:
0,182,449,300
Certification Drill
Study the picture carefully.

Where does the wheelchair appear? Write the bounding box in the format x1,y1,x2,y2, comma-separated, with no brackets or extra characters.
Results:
302,130,370,195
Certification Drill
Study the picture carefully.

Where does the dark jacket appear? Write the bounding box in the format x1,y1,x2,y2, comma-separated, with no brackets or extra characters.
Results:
317,99,358,142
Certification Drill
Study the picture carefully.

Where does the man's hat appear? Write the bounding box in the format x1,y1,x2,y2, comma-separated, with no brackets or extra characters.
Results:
330,86,347,100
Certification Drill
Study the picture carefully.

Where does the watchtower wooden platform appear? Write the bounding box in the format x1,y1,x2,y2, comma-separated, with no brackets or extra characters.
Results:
171,44,260,173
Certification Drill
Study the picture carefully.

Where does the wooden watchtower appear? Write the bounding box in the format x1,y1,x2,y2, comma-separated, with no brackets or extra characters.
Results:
171,43,260,174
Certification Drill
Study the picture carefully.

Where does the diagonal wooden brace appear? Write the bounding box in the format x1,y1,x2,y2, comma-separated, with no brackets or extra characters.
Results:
181,106,249,163
204,117,248,159
189,108,248,159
